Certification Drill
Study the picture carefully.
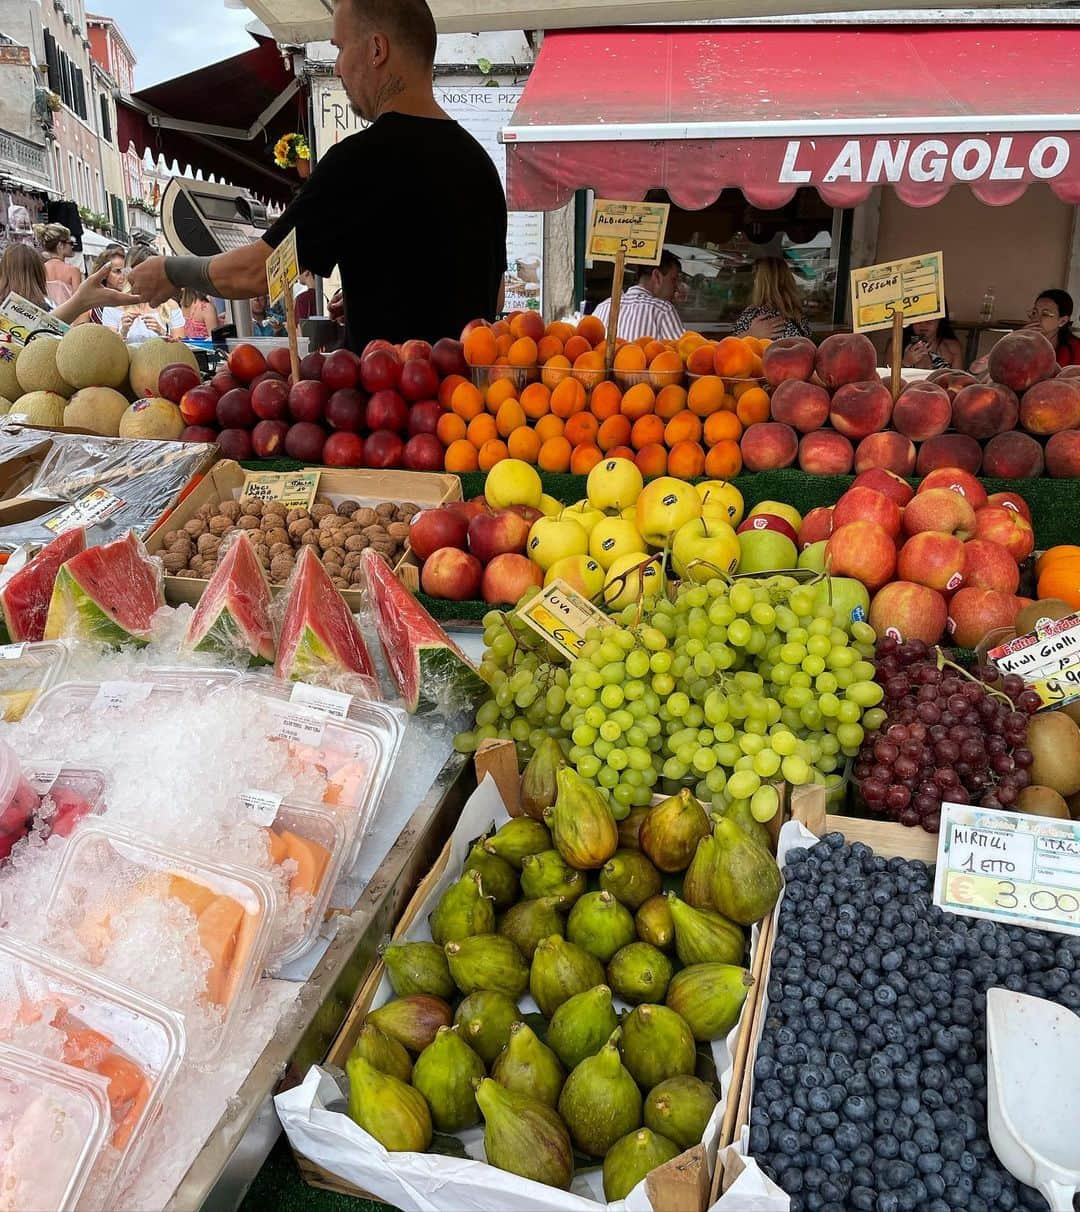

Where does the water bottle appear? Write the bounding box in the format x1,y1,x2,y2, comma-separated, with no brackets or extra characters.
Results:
980,287,996,324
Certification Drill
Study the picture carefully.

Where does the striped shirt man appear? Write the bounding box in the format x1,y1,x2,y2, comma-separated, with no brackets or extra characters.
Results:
592,251,685,343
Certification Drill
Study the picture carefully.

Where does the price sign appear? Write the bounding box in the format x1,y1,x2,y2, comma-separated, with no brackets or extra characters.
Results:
516,580,614,661
989,613,1080,709
265,228,300,307
934,802,1080,937
0,293,68,348
240,471,321,511
850,252,945,334
43,487,126,534
588,200,670,266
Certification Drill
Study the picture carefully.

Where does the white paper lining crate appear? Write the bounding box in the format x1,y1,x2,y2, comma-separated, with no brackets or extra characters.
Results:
144,459,462,611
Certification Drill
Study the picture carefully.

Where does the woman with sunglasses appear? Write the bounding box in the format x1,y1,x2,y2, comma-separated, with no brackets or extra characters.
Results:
34,223,83,307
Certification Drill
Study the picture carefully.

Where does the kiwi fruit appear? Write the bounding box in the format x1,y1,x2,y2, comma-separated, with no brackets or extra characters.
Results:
1026,711,1080,797
1014,598,1075,635
1016,785,1071,819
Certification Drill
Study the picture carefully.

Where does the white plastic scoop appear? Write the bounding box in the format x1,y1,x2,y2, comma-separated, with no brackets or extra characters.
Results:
986,987,1080,1211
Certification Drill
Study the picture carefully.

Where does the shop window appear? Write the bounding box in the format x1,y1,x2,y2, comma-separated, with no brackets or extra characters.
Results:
99,92,112,143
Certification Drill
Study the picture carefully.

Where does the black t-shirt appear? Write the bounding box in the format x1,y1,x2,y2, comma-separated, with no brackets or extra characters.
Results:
264,113,507,353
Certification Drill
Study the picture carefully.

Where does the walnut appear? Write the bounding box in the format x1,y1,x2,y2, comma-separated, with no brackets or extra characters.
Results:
263,527,289,548
183,519,207,538
397,503,421,520
220,500,242,521
343,552,364,570
352,507,378,527
270,554,295,583
286,507,309,525
300,530,321,547
254,543,270,562
362,525,387,542
318,513,346,532
375,502,396,520
269,542,292,558
175,568,200,579
209,515,233,535
162,530,180,547
288,518,314,539
370,539,396,557
349,567,366,586
240,498,263,518
162,551,188,574
237,515,260,530
331,577,351,591
197,533,221,556
339,522,360,539
324,561,343,580
337,500,360,517
325,546,347,565
318,531,338,551
387,522,410,541
166,535,192,554
262,500,287,518
310,503,334,522
345,534,369,552
313,496,332,509
196,503,215,522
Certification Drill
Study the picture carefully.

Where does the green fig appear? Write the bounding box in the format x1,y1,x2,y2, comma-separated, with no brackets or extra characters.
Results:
453,991,523,1066
529,934,605,1018
566,891,636,963
619,1004,697,1089
519,849,587,905
617,804,650,852
483,817,552,869
381,941,455,1000
346,1055,432,1152
682,834,719,910
667,892,745,967
644,1075,718,1150
607,942,674,1005
491,1021,566,1107
640,789,710,873
599,850,663,910
603,1128,682,1202
544,767,618,870
445,934,529,999
546,984,619,1072
718,799,771,851
666,963,754,1042
710,817,782,925
557,1031,642,1158
429,870,496,946
520,735,563,821
497,896,565,960
475,1077,574,1189
463,841,519,911
346,1024,412,1083
410,1025,485,1132
635,895,675,952
367,995,453,1054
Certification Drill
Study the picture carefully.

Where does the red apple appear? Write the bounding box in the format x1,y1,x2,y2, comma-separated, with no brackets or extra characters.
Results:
736,513,798,547
251,419,289,458
468,509,533,563
403,433,445,471
947,588,1020,648
408,400,442,437
973,507,1035,563
251,378,290,421
446,496,492,526
869,582,949,645
181,425,217,443
267,347,292,377
217,428,254,460
896,532,966,594
323,431,366,468
299,351,325,381
508,505,544,524
321,349,362,392
179,386,219,426
157,363,201,404
902,489,977,540
432,337,468,379
850,467,914,508
962,539,1020,595
481,553,543,605
799,506,834,550
825,521,897,592
410,508,469,560
833,486,902,540
361,349,403,393
422,547,483,601
216,388,255,429
284,422,326,462
400,358,441,403
364,429,404,469
227,343,266,384
986,491,1033,523
367,389,408,433
917,467,988,510
289,379,330,424
326,389,366,432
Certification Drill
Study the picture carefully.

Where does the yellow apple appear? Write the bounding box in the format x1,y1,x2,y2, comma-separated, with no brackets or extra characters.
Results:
561,500,606,536
696,479,745,526
527,516,589,571
635,476,702,547
587,457,643,512
538,493,563,517
603,552,666,610
544,555,606,601
589,517,646,570
672,518,740,583
485,458,543,510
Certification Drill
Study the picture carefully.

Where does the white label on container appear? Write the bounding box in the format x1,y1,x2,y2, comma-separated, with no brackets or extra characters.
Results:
26,762,62,795
290,682,353,720
271,703,326,747
0,644,25,661
241,789,283,827
92,681,154,713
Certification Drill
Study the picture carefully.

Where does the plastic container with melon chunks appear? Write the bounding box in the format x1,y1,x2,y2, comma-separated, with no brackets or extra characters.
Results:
0,638,69,722
44,824,276,1064
0,1041,112,1212
25,667,242,722
26,761,109,844
0,935,185,1208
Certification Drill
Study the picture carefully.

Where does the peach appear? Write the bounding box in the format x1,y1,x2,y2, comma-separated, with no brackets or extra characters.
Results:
769,380,830,432
798,430,854,475
829,380,893,439
897,532,966,594
1060,365,1080,380
962,539,1020,595
854,432,916,477
951,383,1019,440
973,506,1035,563
927,369,977,401
891,381,952,441
918,468,988,509
814,333,878,390
987,491,1033,522
988,329,1058,392
825,521,897,592
903,488,977,540
870,582,948,645
740,422,799,471
762,336,816,386
982,432,1044,480
851,468,914,508
947,587,1021,649
800,506,835,549
834,486,902,539
1019,378,1080,434
915,434,983,476
1045,430,1080,478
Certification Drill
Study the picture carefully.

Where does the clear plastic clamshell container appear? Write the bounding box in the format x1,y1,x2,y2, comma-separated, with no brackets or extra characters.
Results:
26,667,241,723
0,639,69,722
236,677,403,870
0,1041,111,1212
44,824,276,1064
0,936,185,1209
25,761,109,844
0,738,40,864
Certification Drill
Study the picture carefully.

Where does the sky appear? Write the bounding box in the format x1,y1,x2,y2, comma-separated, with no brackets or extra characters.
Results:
98,0,258,88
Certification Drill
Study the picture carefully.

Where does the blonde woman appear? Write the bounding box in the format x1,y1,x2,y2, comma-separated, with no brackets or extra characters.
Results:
0,244,142,324
87,246,126,325
734,257,812,341
34,223,82,306
102,245,185,342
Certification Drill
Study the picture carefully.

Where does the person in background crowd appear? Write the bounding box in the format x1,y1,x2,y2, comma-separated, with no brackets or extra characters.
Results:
101,245,185,341
251,295,284,337
294,269,317,323
734,257,812,341
181,289,220,340
34,223,82,306
86,247,127,324
901,309,965,371
593,250,685,342
972,288,1080,374
0,244,147,325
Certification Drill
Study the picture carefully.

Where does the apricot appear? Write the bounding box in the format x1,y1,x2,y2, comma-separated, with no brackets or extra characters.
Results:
687,375,727,417
613,344,648,373
590,381,623,420
655,384,688,419
621,383,656,420
576,315,607,345
464,328,498,367
478,439,509,470
714,337,754,378
631,414,665,449
507,427,541,463
564,412,599,447
665,411,703,446
570,442,604,475
705,440,743,479
534,414,565,443
444,439,479,471
668,440,706,479
635,443,668,478
598,415,632,450
704,411,742,445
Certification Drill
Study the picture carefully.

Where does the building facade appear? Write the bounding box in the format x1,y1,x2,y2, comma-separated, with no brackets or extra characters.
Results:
88,12,138,240
0,4,53,237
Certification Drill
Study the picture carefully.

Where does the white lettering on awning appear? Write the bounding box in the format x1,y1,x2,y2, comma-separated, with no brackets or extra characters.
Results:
778,140,812,183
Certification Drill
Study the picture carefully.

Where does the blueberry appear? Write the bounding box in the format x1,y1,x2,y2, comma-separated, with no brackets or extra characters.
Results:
877,1133,899,1159
812,1133,835,1155
877,1088,901,1110
923,1172,945,1197
819,1111,839,1132
917,1153,943,1175
808,1087,831,1113
779,1168,804,1193
786,1107,806,1132
899,1140,920,1163
875,1193,900,1212
777,1127,801,1155
834,1122,860,1153
850,1186,874,1211
842,1095,872,1123
899,1095,920,1117
884,1160,914,1187
851,1144,874,1167
748,1124,769,1153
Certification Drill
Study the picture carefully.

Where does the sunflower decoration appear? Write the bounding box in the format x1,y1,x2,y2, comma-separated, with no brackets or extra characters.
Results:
274,133,311,170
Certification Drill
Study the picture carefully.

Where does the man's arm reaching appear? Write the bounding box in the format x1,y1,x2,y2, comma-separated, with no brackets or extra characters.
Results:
129,239,276,307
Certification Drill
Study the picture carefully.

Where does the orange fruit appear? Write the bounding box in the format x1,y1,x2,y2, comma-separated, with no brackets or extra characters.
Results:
467,412,498,449
655,385,689,420
541,355,572,390
564,412,599,447
538,435,572,473
495,333,515,358
705,440,743,479
677,332,708,360
563,335,592,363
613,344,648,373
732,379,760,400
485,377,518,412
491,319,511,338
668,440,706,479
444,439,479,472
520,382,552,420
551,377,587,418
478,439,509,471
570,442,604,475
438,373,468,410
742,335,766,356
606,444,636,462
631,414,665,450
546,321,575,343
537,335,563,363
643,341,668,364
463,328,497,367
508,336,538,367
590,381,623,421
496,398,527,438
451,381,485,420
649,350,682,376
713,336,754,378
664,412,703,447
687,376,726,417
746,353,765,378
534,414,565,443
621,383,657,420
436,412,466,446
507,427,541,463
686,344,718,376
576,315,606,345
597,415,632,451
704,411,743,446
635,444,668,478
736,387,771,427
572,351,606,384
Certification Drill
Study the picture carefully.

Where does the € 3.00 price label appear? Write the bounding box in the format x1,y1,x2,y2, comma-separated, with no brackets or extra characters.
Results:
516,580,614,661
934,802,1080,937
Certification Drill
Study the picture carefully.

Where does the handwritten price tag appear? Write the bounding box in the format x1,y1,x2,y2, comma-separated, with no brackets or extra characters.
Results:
265,228,299,308
240,471,321,511
850,251,945,334
989,612,1080,709
934,802,1080,937
92,682,154,713
588,200,670,266
516,580,614,661
44,487,126,534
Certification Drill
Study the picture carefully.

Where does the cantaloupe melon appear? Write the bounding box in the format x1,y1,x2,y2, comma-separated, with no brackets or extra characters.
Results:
196,895,244,1006
118,397,184,441
167,873,217,917
276,829,331,898
0,397,11,415
65,386,129,436
128,339,198,399
15,337,73,397
0,355,19,400
56,325,130,390
17,391,68,428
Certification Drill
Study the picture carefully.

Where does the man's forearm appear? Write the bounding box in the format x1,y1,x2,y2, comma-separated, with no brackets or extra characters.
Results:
165,240,275,300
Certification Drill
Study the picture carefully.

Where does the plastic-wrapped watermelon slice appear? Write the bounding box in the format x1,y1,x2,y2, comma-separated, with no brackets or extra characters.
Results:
0,528,87,642
182,531,275,665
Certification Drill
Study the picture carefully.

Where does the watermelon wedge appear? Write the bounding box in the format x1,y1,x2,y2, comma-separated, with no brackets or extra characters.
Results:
275,547,376,682
0,528,87,642
182,532,275,665
361,548,487,714
44,531,164,647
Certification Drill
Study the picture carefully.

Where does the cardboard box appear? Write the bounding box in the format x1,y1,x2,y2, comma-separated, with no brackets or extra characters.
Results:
145,460,462,610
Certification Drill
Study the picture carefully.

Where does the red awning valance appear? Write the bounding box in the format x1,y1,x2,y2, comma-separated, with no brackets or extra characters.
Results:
503,25,1080,211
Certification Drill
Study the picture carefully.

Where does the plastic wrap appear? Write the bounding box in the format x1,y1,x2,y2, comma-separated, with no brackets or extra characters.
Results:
0,638,70,720
0,525,86,641
181,530,276,667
